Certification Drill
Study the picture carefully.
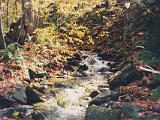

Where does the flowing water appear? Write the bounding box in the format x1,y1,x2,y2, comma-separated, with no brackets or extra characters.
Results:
44,51,112,120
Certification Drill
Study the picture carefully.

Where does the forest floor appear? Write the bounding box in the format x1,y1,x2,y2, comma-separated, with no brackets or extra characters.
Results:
0,1,160,120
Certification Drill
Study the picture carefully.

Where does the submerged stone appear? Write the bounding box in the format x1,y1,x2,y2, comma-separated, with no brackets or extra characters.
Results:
89,91,100,98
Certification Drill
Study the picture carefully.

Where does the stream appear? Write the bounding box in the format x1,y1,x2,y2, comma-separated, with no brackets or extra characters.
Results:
42,51,113,120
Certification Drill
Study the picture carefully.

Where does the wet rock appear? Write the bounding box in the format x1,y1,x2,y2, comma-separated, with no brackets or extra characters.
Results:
64,65,75,71
109,64,144,90
78,64,88,71
89,91,100,98
0,105,33,119
25,86,42,105
54,83,71,88
98,53,114,60
85,106,121,120
89,91,123,106
89,58,97,65
107,62,121,73
67,57,81,67
97,67,109,74
32,111,45,120
98,85,110,93
67,54,82,66
73,70,87,77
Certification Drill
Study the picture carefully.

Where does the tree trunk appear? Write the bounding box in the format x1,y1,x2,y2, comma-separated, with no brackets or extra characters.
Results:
0,0,5,49
22,0,33,33
6,0,10,28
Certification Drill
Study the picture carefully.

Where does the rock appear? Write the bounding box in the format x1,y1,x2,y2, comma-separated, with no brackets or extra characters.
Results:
85,106,121,120
89,58,97,65
32,85,45,94
28,69,37,79
0,85,42,108
122,102,139,118
73,70,87,77
109,64,144,90
54,83,71,88
0,105,33,119
98,53,114,60
89,91,123,106
78,64,88,71
0,84,27,108
98,85,110,93
64,64,75,71
97,67,109,74
32,111,45,120
89,91,100,98
25,86,42,105
28,69,48,80
67,54,82,66
67,57,81,67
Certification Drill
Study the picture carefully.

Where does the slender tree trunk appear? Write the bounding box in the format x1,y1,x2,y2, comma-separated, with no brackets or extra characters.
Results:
22,0,25,25
22,0,33,33
6,0,9,28
0,0,5,49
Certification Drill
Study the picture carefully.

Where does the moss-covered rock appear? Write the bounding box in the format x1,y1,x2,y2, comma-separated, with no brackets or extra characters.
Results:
109,64,144,90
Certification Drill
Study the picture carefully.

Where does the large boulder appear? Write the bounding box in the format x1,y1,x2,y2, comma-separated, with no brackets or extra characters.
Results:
0,84,42,108
0,84,27,108
109,64,144,90
85,106,121,120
